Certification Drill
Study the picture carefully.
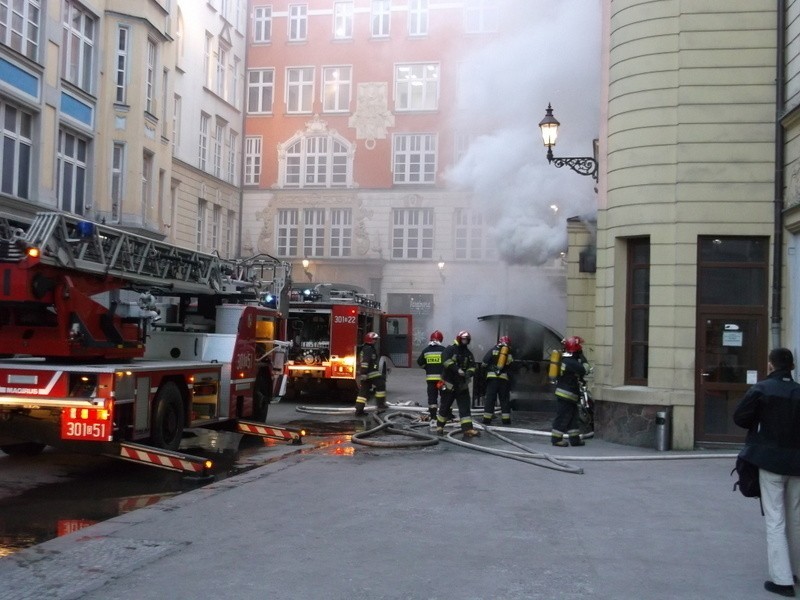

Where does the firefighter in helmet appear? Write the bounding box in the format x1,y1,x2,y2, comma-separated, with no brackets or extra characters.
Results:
552,335,590,447
482,336,514,426
354,332,387,416
416,330,446,421
437,330,480,437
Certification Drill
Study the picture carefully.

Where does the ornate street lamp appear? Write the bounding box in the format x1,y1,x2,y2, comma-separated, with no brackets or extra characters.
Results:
538,103,598,181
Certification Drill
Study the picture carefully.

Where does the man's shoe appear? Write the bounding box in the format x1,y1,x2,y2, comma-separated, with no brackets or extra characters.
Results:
436,427,444,435
764,581,796,597
552,439,569,447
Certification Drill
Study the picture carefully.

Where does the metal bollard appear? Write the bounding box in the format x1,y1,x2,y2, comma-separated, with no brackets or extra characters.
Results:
655,410,671,451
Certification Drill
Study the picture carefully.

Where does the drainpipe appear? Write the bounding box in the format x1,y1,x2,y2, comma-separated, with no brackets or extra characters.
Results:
772,0,786,349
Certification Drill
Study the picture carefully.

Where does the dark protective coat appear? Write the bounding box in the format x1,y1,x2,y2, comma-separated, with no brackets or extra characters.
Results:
733,369,800,476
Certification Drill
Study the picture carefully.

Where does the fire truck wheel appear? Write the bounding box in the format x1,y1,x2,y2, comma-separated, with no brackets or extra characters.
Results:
252,369,270,422
152,382,185,451
0,442,46,456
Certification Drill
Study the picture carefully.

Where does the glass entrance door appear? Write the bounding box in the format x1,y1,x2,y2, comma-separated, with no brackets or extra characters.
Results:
696,315,764,443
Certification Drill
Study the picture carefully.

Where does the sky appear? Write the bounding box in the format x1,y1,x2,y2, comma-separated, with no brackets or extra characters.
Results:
445,0,602,266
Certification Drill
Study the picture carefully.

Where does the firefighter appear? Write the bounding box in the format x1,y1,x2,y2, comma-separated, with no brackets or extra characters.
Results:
481,336,514,426
354,332,387,416
552,336,590,447
437,330,480,437
416,330,446,421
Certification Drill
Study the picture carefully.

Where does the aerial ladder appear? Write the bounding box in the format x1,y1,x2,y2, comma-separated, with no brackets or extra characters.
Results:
0,212,301,476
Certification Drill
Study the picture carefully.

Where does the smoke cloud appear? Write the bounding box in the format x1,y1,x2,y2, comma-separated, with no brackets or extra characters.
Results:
445,0,602,266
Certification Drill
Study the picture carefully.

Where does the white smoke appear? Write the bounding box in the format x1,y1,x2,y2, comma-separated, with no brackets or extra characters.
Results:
445,0,602,266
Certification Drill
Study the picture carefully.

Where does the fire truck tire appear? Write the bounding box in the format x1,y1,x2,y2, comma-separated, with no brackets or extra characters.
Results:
151,382,185,451
252,369,270,422
0,442,46,456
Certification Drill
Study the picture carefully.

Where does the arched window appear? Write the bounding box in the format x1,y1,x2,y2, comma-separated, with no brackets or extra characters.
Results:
278,117,354,188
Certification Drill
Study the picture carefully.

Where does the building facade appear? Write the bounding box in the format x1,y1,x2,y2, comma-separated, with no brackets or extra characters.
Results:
240,0,572,350
584,1,781,449
0,0,247,255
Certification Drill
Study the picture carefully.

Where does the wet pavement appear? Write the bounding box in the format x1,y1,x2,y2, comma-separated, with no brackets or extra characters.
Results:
0,367,773,600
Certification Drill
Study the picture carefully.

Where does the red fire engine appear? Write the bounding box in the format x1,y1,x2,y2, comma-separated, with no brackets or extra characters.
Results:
0,211,298,475
283,283,412,399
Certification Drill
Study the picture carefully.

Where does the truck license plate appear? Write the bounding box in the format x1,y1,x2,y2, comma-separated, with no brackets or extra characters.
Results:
61,407,112,441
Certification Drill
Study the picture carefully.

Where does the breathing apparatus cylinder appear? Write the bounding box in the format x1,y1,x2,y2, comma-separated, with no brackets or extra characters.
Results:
548,349,562,381
497,345,509,369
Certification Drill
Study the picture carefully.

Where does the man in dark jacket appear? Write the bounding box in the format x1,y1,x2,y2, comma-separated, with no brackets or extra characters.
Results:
482,336,514,426
733,347,800,598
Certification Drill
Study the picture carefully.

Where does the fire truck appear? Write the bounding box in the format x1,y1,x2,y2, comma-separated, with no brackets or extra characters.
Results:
0,211,298,475
283,283,412,400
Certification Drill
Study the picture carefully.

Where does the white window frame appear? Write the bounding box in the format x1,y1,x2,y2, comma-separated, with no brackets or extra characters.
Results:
111,141,125,222
204,32,213,88
245,136,262,185
213,123,224,178
142,151,153,223
285,66,314,114
392,133,437,184
330,208,352,257
211,204,220,250
280,133,353,188
115,26,129,103
225,210,235,257
61,0,96,92
1,0,40,60
407,0,428,36
199,113,209,170
172,94,181,152
465,0,498,34
303,208,325,257
277,208,299,257
232,57,240,108
247,69,274,114
216,43,228,99
455,208,494,260
392,208,433,259
0,102,33,200
395,63,439,111
197,199,207,250
333,1,353,40
322,66,351,113
57,128,89,215
288,4,308,41
253,5,272,42
371,0,390,37
145,38,157,114
227,130,237,184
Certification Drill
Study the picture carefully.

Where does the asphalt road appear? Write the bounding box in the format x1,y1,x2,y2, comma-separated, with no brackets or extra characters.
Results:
0,367,773,600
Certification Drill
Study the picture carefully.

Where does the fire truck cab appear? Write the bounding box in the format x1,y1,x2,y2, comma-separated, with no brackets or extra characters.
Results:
283,283,412,400
0,211,291,461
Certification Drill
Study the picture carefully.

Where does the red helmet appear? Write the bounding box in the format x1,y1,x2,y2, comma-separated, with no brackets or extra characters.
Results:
562,336,584,353
456,330,471,345
498,336,511,345
363,332,379,344
430,330,444,342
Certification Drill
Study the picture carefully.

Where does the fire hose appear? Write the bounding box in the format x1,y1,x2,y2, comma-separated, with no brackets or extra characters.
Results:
295,403,737,472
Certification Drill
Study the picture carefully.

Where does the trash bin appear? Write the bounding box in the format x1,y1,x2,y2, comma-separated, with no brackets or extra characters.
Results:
655,410,671,451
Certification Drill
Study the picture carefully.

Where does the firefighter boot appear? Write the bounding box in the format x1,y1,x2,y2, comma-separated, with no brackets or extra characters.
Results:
482,412,493,426
375,391,388,413
551,430,568,447
428,405,438,421
568,430,585,446
354,397,367,416
501,413,511,426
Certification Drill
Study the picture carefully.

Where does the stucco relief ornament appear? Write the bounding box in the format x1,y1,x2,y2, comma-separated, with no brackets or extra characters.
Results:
789,163,800,208
348,82,395,150
255,205,273,254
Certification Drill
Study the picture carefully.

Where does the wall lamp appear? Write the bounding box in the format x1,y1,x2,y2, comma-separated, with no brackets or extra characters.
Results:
301,258,313,282
437,259,446,283
538,103,598,182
